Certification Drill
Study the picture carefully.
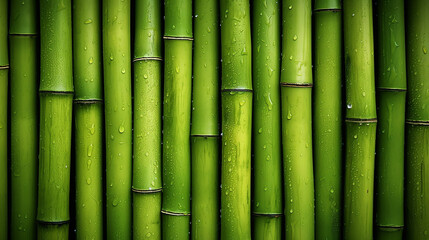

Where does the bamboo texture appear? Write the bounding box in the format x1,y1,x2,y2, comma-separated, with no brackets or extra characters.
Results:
132,0,162,239
9,0,39,238
374,0,406,239
0,0,8,238
102,0,132,238
37,0,74,238
191,0,220,239
252,0,282,238
220,0,253,238
313,1,343,239
162,0,193,238
405,0,429,238
281,0,314,239
343,1,377,239
73,0,104,238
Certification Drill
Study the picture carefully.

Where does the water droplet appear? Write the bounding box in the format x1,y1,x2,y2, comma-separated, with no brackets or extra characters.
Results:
88,57,94,64
145,152,149,157
288,5,292,10
90,123,95,135
121,68,126,74
354,135,358,139
86,178,92,185
289,55,293,60
423,47,428,54
347,103,352,109
146,232,152,238
258,128,263,134
110,55,114,61
119,125,125,133
330,189,334,193
176,66,180,73
239,100,245,106
362,92,366,97
84,19,93,24
87,144,94,157
207,27,211,33
289,209,294,214
293,35,298,41
87,159,92,169
172,25,176,30
112,199,119,206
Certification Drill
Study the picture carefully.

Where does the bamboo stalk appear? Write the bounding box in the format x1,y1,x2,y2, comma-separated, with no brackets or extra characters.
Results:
313,1,342,239
162,0,193,238
343,1,377,239
374,0,406,239
73,0,103,238
9,0,39,238
191,0,219,239
405,0,429,238
252,0,282,238
37,0,73,238
220,0,252,238
102,0,132,238
0,0,8,238
132,0,162,239
280,0,314,239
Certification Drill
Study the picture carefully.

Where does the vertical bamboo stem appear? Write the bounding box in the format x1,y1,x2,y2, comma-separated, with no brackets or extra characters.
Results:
9,0,39,238
191,0,220,238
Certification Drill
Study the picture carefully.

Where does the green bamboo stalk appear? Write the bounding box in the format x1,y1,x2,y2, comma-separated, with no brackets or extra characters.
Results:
9,1,39,238
37,0,73,238
374,0,406,239
280,0,314,239
405,0,429,238
73,0,103,238
343,0,377,239
252,0,282,238
102,0,132,238
191,0,219,239
162,0,193,238
220,0,252,238
0,0,8,238
313,1,342,239
132,0,162,239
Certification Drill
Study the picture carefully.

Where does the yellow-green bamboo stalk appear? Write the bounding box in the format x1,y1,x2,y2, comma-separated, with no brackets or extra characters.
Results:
220,0,253,238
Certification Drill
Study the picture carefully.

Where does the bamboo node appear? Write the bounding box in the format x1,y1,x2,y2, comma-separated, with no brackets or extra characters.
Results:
161,210,191,216
0,65,9,70
280,82,313,88
163,36,193,41
133,57,163,62
345,118,377,123
132,187,162,193
406,120,429,126
37,219,70,225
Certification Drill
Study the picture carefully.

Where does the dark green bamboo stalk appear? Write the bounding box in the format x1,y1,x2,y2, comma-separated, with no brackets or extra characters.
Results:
162,0,193,238
405,0,429,238
191,0,219,239
343,1,377,239
313,1,342,239
252,0,282,238
374,0,406,239
280,0,314,239
220,0,252,238
132,0,162,239
37,0,73,238
0,0,8,238
73,0,103,239
102,0,132,238
9,0,38,238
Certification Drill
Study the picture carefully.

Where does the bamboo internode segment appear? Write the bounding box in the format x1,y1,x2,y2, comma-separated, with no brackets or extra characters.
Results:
313,1,342,238
374,0,406,238
405,0,429,238
281,0,314,239
102,0,132,238
343,1,377,239
9,35,38,239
